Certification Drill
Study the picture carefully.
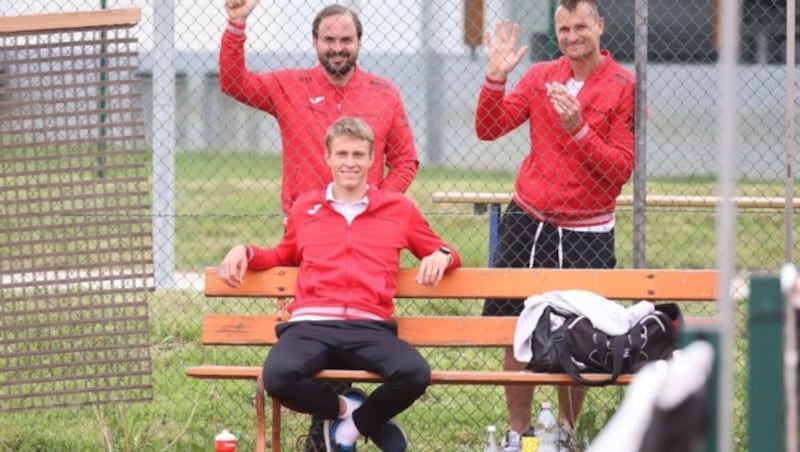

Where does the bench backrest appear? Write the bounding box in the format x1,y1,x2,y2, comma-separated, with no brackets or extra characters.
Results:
201,267,718,348
204,267,718,300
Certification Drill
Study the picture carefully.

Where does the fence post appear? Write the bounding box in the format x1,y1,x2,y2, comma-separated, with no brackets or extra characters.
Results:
545,0,558,59
679,325,719,452
152,0,177,289
748,276,784,452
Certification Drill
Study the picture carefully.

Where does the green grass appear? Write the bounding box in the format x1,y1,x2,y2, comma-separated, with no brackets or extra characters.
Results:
0,289,749,451
1,150,795,450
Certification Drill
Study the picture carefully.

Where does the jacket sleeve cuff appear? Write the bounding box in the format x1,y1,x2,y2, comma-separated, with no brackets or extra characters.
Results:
226,20,246,35
572,124,590,141
483,76,507,91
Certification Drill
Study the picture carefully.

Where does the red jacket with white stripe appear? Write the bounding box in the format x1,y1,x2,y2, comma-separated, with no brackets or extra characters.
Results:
475,51,636,227
246,187,461,320
220,23,419,214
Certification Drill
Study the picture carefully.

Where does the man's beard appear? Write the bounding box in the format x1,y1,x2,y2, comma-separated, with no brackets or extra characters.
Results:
320,51,356,77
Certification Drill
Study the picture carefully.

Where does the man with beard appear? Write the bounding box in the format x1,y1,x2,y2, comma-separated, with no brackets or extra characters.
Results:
220,3,419,449
220,1,418,215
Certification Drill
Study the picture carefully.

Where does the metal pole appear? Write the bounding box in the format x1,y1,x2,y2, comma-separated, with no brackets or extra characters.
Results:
421,0,443,164
152,0,177,288
784,0,796,264
97,0,107,178
631,0,648,268
546,0,558,59
714,0,740,450
783,1,797,447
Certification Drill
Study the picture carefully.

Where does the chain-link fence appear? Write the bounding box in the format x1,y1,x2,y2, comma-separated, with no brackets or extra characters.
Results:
1,0,798,450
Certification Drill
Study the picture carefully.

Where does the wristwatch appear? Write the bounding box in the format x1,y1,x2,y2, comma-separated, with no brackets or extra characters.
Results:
438,246,453,263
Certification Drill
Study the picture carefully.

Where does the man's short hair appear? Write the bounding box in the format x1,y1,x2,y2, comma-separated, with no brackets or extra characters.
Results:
312,5,363,40
325,117,374,154
558,0,601,17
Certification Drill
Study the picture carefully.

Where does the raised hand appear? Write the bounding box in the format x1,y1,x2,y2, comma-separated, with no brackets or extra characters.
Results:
485,19,528,81
225,0,257,24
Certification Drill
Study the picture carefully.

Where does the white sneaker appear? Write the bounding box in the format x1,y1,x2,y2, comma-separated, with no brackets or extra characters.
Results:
500,430,521,452
500,427,533,452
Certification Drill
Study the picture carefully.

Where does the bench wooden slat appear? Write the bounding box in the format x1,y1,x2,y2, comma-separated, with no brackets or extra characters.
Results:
202,314,714,346
202,315,516,346
204,267,718,301
185,366,634,386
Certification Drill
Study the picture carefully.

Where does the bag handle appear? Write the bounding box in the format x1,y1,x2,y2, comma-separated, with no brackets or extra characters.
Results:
553,331,626,387
628,322,647,365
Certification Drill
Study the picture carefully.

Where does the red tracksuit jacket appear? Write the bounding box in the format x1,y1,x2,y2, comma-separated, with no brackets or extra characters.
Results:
220,23,419,213
475,51,636,227
246,187,461,320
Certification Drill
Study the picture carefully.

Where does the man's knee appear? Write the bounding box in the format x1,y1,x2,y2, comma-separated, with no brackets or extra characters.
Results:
391,360,431,395
262,364,296,399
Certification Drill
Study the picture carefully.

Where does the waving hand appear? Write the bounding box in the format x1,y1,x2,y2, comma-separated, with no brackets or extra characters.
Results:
485,19,528,82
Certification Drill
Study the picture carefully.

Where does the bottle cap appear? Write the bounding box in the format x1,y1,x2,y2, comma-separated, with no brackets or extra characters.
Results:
215,430,236,441
487,425,497,432
541,401,551,410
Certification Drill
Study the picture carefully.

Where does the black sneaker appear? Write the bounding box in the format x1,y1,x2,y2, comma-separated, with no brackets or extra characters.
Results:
368,419,407,452
342,387,368,406
307,382,355,452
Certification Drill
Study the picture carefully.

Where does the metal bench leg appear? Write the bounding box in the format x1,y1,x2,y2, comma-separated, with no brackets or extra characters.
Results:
272,397,282,452
255,374,267,452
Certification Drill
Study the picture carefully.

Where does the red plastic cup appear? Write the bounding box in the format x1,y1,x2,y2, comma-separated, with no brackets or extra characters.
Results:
215,430,237,452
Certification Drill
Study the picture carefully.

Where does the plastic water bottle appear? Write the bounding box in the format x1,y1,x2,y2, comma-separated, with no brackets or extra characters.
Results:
483,425,499,452
534,402,559,452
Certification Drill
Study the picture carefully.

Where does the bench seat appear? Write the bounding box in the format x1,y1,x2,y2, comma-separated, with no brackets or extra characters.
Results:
186,366,634,385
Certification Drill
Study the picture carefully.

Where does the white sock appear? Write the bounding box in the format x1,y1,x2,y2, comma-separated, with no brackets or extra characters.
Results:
334,415,360,445
339,394,363,419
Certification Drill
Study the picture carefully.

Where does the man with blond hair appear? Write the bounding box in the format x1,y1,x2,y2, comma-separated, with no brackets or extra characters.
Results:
218,118,460,452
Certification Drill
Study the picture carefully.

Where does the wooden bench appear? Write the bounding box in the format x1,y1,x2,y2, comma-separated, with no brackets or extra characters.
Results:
187,266,718,452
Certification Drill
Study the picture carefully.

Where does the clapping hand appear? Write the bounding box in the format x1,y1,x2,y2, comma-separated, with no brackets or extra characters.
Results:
546,81,583,133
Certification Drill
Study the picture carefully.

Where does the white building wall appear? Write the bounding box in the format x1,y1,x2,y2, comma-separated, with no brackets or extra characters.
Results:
5,0,550,55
